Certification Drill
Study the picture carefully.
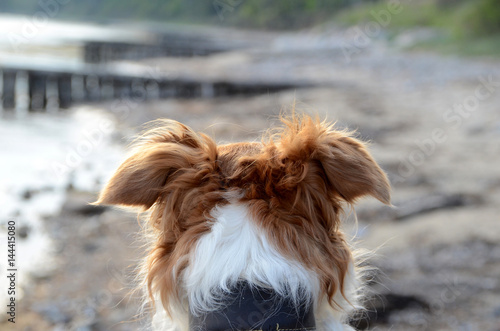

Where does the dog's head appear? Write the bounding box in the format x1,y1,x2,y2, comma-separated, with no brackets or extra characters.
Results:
96,114,390,314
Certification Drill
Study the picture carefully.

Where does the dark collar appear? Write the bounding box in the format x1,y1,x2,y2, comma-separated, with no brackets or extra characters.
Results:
189,282,316,331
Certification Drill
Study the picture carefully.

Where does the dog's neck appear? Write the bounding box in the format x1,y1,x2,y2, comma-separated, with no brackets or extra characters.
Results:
189,281,316,330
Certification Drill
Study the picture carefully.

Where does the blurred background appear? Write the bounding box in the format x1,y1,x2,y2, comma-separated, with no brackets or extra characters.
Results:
0,1,499,330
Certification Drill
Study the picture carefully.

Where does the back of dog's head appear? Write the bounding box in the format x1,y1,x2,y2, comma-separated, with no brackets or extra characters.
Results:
96,114,391,325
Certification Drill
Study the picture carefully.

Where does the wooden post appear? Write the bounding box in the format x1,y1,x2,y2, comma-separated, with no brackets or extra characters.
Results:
146,80,159,100
15,71,29,116
85,75,101,101
58,75,72,109
0,70,3,115
159,81,175,98
131,79,146,102
2,71,15,110
71,74,85,102
46,75,59,113
113,78,131,99
29,73,47,111
201,83,214,98
101,77,114,100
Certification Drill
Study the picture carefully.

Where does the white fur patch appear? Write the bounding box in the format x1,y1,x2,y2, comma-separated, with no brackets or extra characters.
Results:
184,202,320,314
150,201,358,330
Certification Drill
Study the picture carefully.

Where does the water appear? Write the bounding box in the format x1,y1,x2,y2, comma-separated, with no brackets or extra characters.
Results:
0,14,153,72
0,107,124,306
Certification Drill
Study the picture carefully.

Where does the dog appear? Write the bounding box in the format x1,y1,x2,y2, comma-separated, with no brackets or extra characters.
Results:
96,114,390,331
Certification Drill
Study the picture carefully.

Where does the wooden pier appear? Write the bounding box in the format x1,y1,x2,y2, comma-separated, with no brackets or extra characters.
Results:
83,31,235,63
0,24,305,113
0,64,304,112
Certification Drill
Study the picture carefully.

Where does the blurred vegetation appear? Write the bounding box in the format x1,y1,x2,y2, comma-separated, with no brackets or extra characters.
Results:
1,0,499,34
0,0,498,55
337,0,500,37
335,0,500,56
0,0,357,28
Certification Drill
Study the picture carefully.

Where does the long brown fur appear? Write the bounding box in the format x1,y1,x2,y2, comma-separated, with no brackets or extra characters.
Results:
96,113,391,317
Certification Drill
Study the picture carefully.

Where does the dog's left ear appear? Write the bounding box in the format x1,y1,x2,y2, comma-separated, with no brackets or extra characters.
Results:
272,116,390,205
317,132,391,205
95,120,216,209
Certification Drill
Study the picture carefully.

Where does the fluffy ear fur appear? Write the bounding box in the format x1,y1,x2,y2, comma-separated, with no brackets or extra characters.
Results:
220,115,391,310
260,115,391,205
95,120,217,209
316,128,391,205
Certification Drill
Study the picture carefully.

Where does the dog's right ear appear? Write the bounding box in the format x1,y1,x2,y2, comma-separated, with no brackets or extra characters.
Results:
95,120,216,209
